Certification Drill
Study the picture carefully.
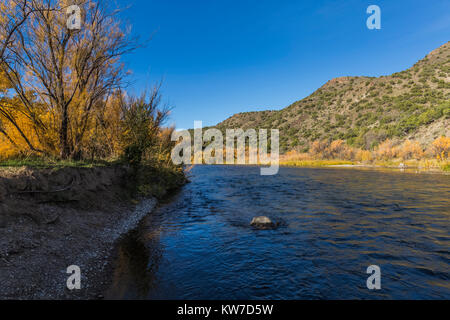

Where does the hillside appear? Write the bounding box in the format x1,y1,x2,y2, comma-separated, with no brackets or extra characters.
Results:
214,42,450,153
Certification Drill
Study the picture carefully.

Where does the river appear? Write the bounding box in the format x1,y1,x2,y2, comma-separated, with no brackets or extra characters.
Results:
105,166,450,299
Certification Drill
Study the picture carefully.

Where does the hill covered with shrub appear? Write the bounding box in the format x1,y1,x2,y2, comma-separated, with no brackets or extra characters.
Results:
215,42,450,153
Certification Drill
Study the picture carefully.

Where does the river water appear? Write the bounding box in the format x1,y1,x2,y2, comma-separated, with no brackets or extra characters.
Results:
105,166,450,299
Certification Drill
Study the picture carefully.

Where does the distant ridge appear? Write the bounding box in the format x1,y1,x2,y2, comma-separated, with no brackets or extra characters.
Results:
214,42,450,152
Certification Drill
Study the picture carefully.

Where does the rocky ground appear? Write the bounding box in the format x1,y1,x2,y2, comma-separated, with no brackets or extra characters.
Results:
0,165,167,299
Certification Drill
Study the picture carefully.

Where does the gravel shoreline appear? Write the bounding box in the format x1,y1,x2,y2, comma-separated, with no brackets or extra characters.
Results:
0,166,183,300
0,196,159,300
62,198,159,300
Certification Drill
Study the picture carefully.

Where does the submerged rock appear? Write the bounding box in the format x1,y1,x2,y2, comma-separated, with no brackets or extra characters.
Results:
250,216,277,230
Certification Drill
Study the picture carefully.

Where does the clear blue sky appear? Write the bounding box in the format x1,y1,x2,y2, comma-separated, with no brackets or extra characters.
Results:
117,0,450,130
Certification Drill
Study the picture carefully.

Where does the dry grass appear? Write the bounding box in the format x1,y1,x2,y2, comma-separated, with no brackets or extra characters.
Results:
280,160,354,167
280,137,450,171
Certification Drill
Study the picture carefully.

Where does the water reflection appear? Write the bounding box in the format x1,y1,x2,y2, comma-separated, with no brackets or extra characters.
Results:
105,228,162,299
106,166,450,299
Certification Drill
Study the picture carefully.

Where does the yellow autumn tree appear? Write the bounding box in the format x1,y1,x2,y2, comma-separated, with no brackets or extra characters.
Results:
431,136,450,160
0,0,137,159
397,140,424,160
375,139,398,160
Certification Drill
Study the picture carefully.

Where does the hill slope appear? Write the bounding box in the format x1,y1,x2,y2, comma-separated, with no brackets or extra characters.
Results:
215,42,450,153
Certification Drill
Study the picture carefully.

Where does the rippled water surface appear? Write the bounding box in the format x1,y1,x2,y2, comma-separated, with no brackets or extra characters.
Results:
106,166,450,299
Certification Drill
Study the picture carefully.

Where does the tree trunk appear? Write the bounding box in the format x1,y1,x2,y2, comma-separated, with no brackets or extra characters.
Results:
59,106,70,159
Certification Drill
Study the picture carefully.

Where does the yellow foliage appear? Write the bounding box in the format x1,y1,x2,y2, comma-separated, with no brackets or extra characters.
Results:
282,137,449,169
0,111,43,159
281,150,311,161
431,136,450,160
397,140,424,160
309,140,329,159
355,149,373,162
308,139,354,160
375,139,398,160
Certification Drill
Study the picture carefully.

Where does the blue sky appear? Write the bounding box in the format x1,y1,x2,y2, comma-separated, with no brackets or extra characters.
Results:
116,0,450,130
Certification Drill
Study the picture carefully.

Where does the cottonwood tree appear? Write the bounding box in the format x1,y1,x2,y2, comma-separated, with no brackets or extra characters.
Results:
0,0,41,152
0,0,137,158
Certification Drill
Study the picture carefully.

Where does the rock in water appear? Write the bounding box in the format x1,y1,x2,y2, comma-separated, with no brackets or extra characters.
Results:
251,216,276,229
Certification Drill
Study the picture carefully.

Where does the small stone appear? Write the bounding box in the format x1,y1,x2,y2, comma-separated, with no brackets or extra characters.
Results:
250,216,277,230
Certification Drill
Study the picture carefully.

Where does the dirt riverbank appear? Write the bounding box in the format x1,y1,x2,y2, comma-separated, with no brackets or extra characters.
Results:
0,165,184,299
